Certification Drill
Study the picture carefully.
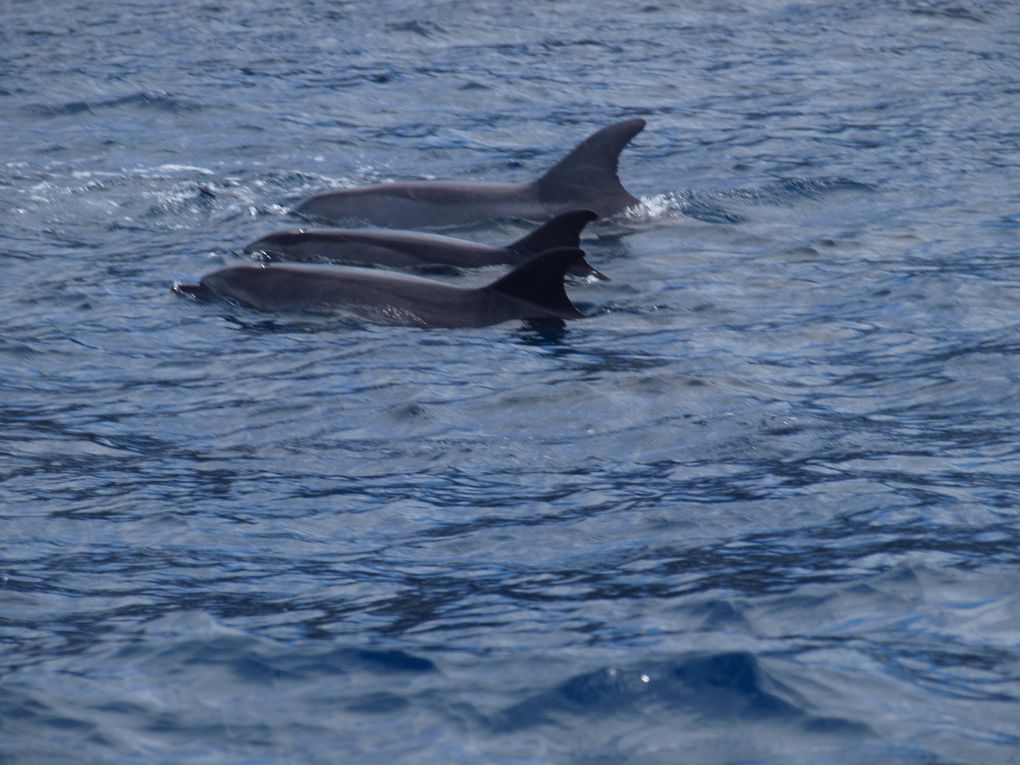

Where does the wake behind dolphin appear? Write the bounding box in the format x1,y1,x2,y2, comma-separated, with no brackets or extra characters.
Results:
245,210,606,279
174,248,589,328
295,119,645,228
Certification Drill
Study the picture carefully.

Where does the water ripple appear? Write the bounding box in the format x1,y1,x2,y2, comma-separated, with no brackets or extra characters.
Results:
3,0,1019,762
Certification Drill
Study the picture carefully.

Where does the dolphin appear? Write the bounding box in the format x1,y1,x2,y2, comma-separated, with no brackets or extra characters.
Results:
174,248,588,328
244,209,606,279
294,118,645,228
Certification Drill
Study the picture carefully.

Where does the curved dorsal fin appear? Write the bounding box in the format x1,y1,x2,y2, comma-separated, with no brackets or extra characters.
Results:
508,209,599,256
535,119,645,213
507,209,607,279
485,248,586,318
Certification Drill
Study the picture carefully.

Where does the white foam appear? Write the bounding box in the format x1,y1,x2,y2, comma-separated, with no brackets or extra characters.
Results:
629,193,689,222
155,164,215,175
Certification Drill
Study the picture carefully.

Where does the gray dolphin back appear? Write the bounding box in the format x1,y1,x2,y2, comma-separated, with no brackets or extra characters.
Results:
173,247,588,326
293,119,645,227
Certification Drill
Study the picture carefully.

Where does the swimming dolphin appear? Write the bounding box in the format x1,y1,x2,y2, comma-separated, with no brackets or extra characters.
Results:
294,118,645,228
174,248,588,328
244,210,606,279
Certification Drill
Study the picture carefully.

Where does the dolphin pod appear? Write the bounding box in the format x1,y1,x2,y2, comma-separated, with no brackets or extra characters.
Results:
174,248,587,328
245,210,607,280
295,119,645,228
177,119,648,326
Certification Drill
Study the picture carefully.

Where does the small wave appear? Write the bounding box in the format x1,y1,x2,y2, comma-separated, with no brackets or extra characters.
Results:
23,90,202,118
636,191,744,224
128,611,437,677
385,20,447,38
156,164,216,176
635,177,875,225
744,177,877,204
908,2,985,23
494,651,870,735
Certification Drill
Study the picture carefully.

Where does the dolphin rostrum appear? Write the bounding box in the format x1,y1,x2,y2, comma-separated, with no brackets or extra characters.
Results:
174,248,589,328
244,210,606,279
294,119,645,228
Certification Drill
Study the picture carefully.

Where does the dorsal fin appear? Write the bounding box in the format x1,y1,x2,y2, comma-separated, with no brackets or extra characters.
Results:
508,209,599,255
535,119,645,213
485,248,586,318
508,209,607,279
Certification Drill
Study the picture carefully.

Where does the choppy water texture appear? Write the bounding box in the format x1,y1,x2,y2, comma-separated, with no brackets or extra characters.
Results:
3,1,1020,763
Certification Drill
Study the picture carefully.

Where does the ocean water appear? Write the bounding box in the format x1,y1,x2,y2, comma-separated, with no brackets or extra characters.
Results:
2,0,1019,762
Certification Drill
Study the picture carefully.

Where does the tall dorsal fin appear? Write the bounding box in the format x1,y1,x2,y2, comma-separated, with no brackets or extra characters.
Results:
485,248,586,318
535,119,645,213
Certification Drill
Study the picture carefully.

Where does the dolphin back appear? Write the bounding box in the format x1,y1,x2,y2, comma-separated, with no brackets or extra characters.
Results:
485,248,586,319
534,119,645,215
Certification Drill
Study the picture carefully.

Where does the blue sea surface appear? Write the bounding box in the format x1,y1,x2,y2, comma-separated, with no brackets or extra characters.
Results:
2,1,1019,762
